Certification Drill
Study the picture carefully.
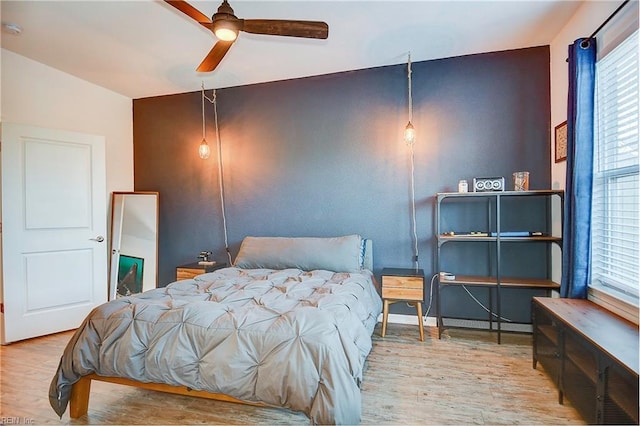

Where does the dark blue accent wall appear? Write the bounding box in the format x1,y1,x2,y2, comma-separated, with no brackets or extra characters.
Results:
133,46,550,319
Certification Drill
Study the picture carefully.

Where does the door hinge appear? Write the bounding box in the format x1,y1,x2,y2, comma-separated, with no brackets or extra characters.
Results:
0,303,4,314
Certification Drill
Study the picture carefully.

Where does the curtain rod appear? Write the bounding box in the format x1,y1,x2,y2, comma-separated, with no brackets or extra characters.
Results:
588,0,630,40
569,0,631,54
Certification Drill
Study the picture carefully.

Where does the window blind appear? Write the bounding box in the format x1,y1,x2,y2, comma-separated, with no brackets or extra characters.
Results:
592,30,639,297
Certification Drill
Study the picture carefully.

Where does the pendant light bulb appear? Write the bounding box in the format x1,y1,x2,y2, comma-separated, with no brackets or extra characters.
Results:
199,83,211,159
199,138,211,159
404,121,416,145
403,52,416,146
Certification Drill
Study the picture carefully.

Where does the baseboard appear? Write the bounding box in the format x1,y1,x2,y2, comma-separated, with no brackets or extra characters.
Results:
377,313,437,327
377,313,531,333
441,318,532,333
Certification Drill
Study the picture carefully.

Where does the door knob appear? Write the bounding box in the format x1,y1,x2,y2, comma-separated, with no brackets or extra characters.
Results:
90,236,105,242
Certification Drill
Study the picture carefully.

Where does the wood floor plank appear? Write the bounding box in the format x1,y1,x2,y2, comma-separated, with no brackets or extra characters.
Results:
0,324,584,424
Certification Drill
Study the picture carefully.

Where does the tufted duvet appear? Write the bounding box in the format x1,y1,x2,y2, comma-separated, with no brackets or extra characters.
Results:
49,267,382,424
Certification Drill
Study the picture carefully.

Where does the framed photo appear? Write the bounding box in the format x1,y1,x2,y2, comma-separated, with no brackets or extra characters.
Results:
555,121,567,163
116,255,144,297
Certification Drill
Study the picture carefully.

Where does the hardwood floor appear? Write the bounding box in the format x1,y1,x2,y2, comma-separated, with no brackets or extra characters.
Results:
1,323,584,425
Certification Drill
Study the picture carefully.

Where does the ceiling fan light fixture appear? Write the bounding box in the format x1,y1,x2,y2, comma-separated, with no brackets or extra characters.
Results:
212,0,239,42
214,24,238,41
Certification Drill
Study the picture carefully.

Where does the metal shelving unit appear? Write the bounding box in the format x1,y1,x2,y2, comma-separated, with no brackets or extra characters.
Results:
434,190,564,343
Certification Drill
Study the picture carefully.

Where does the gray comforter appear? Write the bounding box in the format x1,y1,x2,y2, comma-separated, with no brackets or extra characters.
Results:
49,267,382,424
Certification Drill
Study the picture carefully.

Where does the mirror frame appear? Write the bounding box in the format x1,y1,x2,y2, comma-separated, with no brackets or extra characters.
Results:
109,191,159,299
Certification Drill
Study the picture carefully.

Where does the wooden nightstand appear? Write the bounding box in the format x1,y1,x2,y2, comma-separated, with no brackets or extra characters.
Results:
176,262,227,281
381,267,425,341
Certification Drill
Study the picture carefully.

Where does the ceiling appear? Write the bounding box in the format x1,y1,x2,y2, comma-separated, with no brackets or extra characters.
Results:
1,0,584,99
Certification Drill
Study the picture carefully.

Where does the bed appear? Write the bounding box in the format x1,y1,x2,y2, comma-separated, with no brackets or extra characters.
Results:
49,235,382,424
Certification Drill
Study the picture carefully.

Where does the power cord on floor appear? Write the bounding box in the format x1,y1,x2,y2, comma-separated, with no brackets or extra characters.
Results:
424,273,436,320
405,274,435,323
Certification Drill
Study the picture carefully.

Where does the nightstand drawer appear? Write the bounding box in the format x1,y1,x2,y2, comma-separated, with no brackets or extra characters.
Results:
382,275,423,289
176,262,226,281
381,275,424,301
176,268,202,281
382,286,423,300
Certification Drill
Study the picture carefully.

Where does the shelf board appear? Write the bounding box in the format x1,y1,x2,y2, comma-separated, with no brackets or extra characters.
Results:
537,324,560,345
436,189,564,198
438,235,562,243
441,275,560,289
564,340,599,384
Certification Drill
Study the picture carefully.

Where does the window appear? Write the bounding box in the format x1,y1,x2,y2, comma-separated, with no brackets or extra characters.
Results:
591,30,639,301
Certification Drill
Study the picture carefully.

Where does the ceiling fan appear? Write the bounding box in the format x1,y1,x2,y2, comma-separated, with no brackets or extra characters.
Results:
165,0,329,72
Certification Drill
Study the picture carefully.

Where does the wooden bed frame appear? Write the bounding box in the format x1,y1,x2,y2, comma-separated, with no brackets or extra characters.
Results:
69,373,267,418
69,240,374,418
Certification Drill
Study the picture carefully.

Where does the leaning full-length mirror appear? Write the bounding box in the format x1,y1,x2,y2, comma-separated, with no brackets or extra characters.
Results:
109,192,159,299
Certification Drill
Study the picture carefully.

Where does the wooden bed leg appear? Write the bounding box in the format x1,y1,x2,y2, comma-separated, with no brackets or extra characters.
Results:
69,376,92,418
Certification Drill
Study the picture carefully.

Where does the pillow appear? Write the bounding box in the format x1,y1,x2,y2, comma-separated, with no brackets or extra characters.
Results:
234,235,363,273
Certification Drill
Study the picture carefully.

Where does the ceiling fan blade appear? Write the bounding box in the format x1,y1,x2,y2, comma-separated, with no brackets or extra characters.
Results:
165,0,211,24
241,19,328,39
196,41,234,72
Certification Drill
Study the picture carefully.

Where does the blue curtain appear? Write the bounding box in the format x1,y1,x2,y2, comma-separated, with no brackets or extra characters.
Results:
561,38,597,299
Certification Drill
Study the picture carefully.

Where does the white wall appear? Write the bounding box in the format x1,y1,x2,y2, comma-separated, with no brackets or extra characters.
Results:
549,1,621,189
0,50,134,341
0,49,134,340
0,49,134,194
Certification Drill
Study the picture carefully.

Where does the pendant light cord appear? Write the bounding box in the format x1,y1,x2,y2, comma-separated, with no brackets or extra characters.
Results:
203,87,233,265
407,53,413,123
212,90,232,265
410,142,419,270
201,84,206,139
407,53,419,270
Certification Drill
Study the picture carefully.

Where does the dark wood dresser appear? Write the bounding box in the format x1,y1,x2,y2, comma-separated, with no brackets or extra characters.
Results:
532,297,638,424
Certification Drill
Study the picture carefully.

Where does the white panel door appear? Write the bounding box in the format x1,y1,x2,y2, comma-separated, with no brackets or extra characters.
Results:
1,123,107,343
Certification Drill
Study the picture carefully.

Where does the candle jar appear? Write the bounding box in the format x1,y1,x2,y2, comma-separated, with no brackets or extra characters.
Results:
513,171,529,191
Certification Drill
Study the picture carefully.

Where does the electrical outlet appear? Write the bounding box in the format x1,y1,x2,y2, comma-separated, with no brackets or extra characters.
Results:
422,315,437,327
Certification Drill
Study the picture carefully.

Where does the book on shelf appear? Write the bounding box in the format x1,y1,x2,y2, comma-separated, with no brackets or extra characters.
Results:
489,231,543,237
441,231,543,237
